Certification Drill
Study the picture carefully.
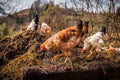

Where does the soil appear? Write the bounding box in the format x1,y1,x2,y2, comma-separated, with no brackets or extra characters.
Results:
21,51,120,80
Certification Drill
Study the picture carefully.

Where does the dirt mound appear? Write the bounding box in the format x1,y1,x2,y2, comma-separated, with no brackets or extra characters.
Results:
0,52,40,80
21,62,120,80
0,30,47,65
1,50,120,80
0,30,120,80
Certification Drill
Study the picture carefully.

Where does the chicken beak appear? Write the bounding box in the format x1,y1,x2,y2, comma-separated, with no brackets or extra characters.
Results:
40,44,47,51
81,49,87,53
38,44,47,59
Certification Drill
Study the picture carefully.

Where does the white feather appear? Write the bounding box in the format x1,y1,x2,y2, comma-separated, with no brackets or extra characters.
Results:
27,19,37,30
83,32,105,51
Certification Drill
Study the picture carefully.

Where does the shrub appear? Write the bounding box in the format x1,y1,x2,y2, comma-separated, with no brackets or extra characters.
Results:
0,23,14,38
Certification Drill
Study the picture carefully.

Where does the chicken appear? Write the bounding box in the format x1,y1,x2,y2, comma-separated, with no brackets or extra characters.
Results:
40,20,88,63
81,26,106,59
27,15,39,30
40,22,52,34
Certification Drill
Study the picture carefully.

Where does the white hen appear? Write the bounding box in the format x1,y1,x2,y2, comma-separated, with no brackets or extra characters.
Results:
27,15,39,30
81,27,106,59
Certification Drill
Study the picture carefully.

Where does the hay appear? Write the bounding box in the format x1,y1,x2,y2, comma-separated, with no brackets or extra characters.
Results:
104,50,120,63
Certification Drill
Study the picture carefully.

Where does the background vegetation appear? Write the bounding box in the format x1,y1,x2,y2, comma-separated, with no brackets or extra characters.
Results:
0,0,120,43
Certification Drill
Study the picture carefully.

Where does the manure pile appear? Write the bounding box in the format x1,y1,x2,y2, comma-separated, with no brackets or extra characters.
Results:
0,30,120,80
0,30,47,64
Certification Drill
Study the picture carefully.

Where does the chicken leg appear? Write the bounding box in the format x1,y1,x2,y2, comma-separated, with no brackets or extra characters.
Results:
51,53,65,62
51,51,71,63
86,46,96,59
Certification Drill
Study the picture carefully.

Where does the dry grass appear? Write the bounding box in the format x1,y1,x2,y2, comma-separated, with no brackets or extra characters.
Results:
102,49,120,63
0,51,41,80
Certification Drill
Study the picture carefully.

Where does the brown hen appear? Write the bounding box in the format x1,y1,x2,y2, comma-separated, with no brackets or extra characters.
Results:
40,20,88,63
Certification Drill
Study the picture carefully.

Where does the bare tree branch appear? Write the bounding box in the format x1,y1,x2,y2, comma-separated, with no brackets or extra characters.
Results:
0,0,26,15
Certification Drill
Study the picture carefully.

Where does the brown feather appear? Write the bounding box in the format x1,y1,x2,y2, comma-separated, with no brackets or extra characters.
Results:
40,20,89,62
58,27,79,42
